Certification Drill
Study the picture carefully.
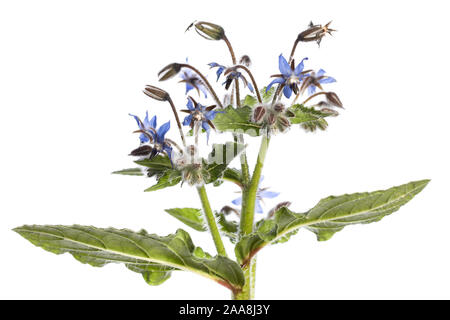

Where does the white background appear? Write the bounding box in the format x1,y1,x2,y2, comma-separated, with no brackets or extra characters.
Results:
1,0,449,299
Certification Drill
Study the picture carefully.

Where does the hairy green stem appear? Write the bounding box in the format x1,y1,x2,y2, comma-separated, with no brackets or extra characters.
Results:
240,135,270,235
196,185,227,257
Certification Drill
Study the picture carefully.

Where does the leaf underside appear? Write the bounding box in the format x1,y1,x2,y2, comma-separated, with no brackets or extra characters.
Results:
235,179,430,265
14,225,245,291
164,208,206,232
213,105,262,137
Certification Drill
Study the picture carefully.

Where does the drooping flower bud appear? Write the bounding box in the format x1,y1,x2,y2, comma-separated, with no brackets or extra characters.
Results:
276,116,291,132
297,21,335,45
268,201,292,218
143,85,169,101
239,55,252,67
129,145,153,157
253,105,266,123
194,21,225,40
325,92,343,108
158,63,182,81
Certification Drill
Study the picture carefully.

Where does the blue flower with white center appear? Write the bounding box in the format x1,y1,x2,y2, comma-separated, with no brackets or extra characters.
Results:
303,69,336,95
231,177,280,214
208,63,254,93
129,112,173,160
181,97,220,143
179,69,208,98
266,54,308,99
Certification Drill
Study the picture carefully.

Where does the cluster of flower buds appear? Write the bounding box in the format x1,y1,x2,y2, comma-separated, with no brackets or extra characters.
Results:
252,102,291,134
173,145,207,186
297,21,335,46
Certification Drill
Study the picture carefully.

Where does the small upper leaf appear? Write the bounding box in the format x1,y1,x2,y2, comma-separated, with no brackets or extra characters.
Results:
112,168,144,176
287,104,331,131
144,169,182,192
213,105,262,137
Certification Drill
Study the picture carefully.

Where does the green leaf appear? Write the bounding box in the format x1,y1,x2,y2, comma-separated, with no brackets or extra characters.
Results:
204,142,245,184
217,212,239,243
221,168,243,187
112,168,144,176
144,169,182,192
14,225,245,291
164,208,206,232
261,86,275,103
235,179,430,265
287,104,330,131
242,94,258,107
213,105,262,137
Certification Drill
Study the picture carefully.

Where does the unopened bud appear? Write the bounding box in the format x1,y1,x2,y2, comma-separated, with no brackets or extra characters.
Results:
267,113,276,125
268,201,292,218
277,116,291,132
143,85,169,101
273,102,285,113
239,55,252,67
158,63,182,81
129,145,153,157
253,105,266,123
320,107,339,116
326,92,343,108
194,21,225,40
297,21,335,45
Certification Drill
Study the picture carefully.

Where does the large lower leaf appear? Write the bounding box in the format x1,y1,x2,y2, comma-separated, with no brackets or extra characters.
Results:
235,179,429,265
213,105,262,137
14,225,245,292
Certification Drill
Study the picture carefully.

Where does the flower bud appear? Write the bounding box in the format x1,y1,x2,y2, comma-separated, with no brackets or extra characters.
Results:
143,85,169,101
253,105,266,123
129,145,153,157
297,21,335,45
276,116,291,132
158,63,181,81
194,21,225,40
268,201,292,218
320,107,339,116
239,55,252,67
325,92,343,108
273,102,285,113
267,113,276,125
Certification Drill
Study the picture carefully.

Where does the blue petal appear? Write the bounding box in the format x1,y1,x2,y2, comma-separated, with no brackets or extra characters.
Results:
139,133,149,143
308,85,316,95
157,121,170,142
266,77,285,92
278,54,292,77
232,197,242,205
129,113,144,130
163,145,174,167
149,115,157,129
216,67,225,81
247,81,254,93
205,110,218,121
199,84,208,98
283,85,292,98
255,200,264,214
316,69,326,77
186,98,194,110
319,76,336,84
202,121,211,143
183,114,193,126
259,190,280,199
294,57,308,76
185,83,194,94
208,62,220,68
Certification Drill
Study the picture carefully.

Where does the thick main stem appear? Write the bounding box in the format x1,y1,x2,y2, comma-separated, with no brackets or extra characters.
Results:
196,185,227,257
240,135,270,235
234,135,270,300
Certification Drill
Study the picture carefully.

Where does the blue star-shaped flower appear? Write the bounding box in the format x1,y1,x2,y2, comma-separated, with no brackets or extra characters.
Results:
179,69,208,98
232,177,280,214
181,97,220,143
129,112,172,160
266,54,308,99
303,69,336,95
208,62,254,93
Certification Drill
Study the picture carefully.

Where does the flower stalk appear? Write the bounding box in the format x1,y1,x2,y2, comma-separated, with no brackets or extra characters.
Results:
197,185,228,257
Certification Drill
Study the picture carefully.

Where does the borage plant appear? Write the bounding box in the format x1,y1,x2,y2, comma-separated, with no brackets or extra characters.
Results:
14,21,429,300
